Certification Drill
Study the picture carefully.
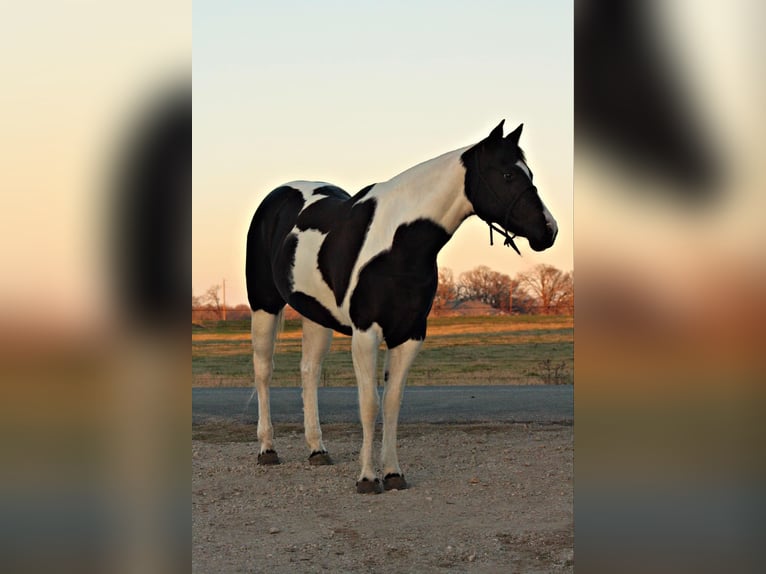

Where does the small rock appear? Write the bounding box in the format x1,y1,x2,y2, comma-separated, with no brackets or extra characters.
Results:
269,527,281,534
468,552,476,562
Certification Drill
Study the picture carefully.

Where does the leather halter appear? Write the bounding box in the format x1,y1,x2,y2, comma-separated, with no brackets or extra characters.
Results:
473,151,523,256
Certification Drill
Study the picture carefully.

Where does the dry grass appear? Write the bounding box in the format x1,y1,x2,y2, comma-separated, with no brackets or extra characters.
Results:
192,315,573,387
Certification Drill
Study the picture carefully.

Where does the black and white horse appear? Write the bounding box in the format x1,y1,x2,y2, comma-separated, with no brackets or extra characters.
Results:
246,121,557,493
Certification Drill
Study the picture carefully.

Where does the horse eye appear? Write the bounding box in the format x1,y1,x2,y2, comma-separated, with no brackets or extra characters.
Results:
503,173,512,182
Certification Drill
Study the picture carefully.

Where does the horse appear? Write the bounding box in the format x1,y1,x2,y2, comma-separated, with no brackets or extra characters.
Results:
245,120,558,493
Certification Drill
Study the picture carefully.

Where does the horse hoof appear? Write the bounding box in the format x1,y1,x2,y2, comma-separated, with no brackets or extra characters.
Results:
257,449,280,465
308,450,333,466
383,473,407,491
355,478,383,494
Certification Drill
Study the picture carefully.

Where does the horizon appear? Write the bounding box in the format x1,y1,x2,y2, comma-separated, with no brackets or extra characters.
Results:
196,260,573,310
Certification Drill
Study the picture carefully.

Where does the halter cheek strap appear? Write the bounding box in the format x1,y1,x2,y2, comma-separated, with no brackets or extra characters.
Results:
488,222,521,255
474,151,523,256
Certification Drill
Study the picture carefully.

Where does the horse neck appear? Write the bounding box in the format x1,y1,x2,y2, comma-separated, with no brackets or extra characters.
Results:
377,147,473,235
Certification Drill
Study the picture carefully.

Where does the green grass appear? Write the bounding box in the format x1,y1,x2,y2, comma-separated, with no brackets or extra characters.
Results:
192,315,573,387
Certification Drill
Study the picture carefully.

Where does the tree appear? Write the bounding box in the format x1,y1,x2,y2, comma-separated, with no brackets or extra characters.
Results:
509,279,537,314
516,264,573,315
229,304,251,320
433,267,457,311
458,265,513,312
203,284,223,320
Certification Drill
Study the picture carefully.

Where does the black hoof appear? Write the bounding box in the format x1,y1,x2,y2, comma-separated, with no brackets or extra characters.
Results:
355,477,383,494
383,473,407,491
308,450,333,466
257,449,280,465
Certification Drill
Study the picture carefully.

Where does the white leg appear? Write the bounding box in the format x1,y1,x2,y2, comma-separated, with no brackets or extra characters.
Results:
381,339,422,488
300,316,333,460
251,309,281,460
351,326,382,491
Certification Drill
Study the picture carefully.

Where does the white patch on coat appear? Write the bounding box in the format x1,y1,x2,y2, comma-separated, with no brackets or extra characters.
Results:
340,148,472,315
285,180,332,202
291,228,351,327
515,160,532,180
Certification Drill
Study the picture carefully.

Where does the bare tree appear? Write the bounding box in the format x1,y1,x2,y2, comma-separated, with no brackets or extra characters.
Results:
516,264,573,315
510,278,537,314
458,265,513,312
433,267,457,311
203,284,223,320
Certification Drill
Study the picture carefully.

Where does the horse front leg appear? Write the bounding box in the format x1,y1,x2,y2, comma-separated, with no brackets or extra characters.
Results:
300,317,333,465
381,338,422,490
251,309,281,465
351,326,382,493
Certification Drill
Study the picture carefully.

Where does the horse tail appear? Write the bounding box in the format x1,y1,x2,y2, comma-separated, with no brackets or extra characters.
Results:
275,306,285,340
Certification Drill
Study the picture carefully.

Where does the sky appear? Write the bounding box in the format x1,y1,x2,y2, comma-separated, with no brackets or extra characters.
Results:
193,0,573,306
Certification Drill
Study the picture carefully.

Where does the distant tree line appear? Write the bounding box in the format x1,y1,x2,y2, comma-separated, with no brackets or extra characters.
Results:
193,263,573,322
433,263,573,315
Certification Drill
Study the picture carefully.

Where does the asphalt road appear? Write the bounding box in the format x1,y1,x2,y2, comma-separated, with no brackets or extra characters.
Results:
192,385,573,425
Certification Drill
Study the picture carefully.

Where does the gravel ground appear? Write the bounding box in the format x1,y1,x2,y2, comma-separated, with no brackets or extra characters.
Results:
193,422,573,573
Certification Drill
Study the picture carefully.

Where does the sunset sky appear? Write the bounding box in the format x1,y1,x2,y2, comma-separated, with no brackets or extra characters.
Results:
193,1,573,306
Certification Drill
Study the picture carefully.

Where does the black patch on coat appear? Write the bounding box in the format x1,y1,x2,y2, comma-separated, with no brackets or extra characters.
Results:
288,292,353,336
297,196,377,306
296,195,343,234
246,186,305,313
460,134,555,251
312,185,348,199
351,183,376,204
273,233,298,299
350,219,451,348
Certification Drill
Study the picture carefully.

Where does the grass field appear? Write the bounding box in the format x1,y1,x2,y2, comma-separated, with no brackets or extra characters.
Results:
192,315,573,387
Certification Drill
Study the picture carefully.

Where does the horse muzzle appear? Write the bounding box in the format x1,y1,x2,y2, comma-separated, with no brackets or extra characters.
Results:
529,220,558,252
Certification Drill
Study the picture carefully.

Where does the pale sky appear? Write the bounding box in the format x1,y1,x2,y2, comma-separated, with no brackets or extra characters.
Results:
193,0,573,306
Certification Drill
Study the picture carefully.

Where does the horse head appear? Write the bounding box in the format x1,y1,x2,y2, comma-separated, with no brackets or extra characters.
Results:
461,120,558,253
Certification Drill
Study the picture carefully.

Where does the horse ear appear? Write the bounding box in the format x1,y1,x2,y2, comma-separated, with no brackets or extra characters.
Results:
487,120,505,142
506,123,523,144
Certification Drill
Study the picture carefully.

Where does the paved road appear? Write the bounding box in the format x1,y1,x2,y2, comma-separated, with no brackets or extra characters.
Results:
193,385,573,425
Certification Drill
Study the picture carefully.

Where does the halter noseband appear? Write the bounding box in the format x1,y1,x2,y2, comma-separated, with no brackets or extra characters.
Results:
474,151,524,256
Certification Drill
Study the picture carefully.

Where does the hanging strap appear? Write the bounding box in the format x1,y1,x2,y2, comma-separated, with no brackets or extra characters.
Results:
488,222,521,255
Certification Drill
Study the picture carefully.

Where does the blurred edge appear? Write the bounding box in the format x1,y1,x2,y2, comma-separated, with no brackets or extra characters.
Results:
0,2,190,574
576,1,765,573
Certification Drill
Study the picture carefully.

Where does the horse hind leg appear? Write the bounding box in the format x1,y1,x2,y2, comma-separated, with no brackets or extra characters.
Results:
251,309,282,465
300,317,334,465
381,338,422,490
